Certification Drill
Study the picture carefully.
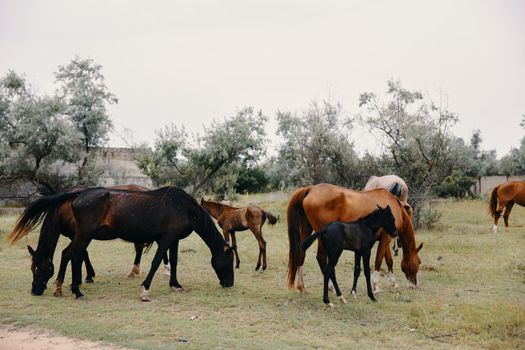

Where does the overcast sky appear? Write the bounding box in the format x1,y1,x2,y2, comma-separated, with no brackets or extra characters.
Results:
1,0,524,158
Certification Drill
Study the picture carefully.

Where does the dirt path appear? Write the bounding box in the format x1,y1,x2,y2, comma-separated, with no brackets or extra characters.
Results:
0,325,129,350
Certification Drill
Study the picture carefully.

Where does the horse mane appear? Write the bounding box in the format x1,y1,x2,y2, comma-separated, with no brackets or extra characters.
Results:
201,199,238,211
159,187,227,251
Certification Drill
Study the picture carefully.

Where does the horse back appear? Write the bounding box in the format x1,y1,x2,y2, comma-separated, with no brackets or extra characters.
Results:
303,183,407,232
499,181,525,205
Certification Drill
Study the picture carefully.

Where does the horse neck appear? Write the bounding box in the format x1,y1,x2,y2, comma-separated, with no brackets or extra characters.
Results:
203,201,227,219
398,211,416,257
35,213,60,261
192,206,226,255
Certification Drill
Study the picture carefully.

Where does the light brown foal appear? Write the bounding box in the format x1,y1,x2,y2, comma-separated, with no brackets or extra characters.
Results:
201,199,278,271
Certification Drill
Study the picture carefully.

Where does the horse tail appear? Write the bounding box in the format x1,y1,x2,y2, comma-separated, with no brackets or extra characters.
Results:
488,185,500,218
388,182,402,199
301,231,322,252
287,186,313,290
263,211,278,225
7,191,81,245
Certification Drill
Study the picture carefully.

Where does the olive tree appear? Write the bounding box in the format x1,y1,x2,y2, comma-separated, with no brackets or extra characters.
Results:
275,100,358,188
139,107,268,198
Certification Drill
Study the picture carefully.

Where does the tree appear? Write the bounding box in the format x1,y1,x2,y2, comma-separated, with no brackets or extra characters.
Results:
0,71,82,194
275,100,358,188
358,79,461,227
55,56,117,179
139,107,268,198
499,136,525,176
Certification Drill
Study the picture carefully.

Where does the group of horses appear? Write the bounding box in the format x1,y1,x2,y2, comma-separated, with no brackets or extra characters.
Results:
7,174,522,305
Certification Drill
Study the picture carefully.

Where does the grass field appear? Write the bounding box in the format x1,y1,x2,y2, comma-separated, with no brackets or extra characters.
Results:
0,194,524,349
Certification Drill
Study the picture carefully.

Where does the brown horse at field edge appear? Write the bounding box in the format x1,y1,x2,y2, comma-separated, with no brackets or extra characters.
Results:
200,199,277,271
489,181,525,233
287,183,422,294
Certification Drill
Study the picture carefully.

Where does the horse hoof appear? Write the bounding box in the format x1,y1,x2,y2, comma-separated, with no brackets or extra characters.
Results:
235,263,240,269
255,265,261,271
171,286,184,292
75,295,85,300
373,287,381,294
325,302,335,308
262,265,267,271
162,270,171,277
351,291,357,300
337,295,347,304
85,278,94,284
141,295,152,302
53,290,63,297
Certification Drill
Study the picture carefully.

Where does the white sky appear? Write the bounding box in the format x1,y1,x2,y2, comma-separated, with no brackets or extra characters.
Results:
1,0,524,158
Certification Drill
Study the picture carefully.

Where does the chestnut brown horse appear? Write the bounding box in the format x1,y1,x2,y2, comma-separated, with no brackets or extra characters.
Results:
200,199,277,271
9,186,234,300
489,181,525,233
287,183,422,294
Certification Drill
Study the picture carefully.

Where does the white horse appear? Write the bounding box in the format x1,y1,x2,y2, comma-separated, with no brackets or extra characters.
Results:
364,175,409,205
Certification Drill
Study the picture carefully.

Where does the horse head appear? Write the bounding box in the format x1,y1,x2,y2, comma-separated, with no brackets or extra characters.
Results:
211,244,234,288
401,242,423,288
27,245,54,296
376,204,399,238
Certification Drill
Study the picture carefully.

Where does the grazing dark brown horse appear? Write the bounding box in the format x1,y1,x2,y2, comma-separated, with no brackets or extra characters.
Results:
301,205,399,306
489,181,525,233
200,199,277,271
8,186,234,300
287,183,422,294
47,184,170,297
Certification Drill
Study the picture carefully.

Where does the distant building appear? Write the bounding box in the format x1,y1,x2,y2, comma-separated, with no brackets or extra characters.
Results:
0,147,153,206
471,175,525,196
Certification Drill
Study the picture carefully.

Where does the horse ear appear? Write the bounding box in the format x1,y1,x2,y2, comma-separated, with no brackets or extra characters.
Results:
377,204,381,209
200,198,204,204
27,245,35,256
417,242,423,252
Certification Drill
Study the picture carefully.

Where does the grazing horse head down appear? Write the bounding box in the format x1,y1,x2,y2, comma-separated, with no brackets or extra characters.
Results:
287,183,423,293
8,186,234,300
27,245,54,296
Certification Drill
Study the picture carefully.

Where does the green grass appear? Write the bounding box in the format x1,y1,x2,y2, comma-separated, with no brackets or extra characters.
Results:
0,196,524,349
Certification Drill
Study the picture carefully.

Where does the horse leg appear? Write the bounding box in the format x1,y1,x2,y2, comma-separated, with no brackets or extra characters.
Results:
230,232,240,268
363,251,377,302
384,243,398,288
162,247,170,276
322,255,339,307
372,238,388,294
128,243,143,278
140,236,175,301
70,238,92,299
296,254,307,293
351,253,362,299
330,263,346,304
250,226,267,271
503,201,515,232
84,248,95,283
54,242,72,297
493,200,505,233
168,239,183,290
316,241,336,292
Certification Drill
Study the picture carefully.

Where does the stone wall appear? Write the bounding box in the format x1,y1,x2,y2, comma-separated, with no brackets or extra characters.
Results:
471,175,525,196
0,147,153,206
